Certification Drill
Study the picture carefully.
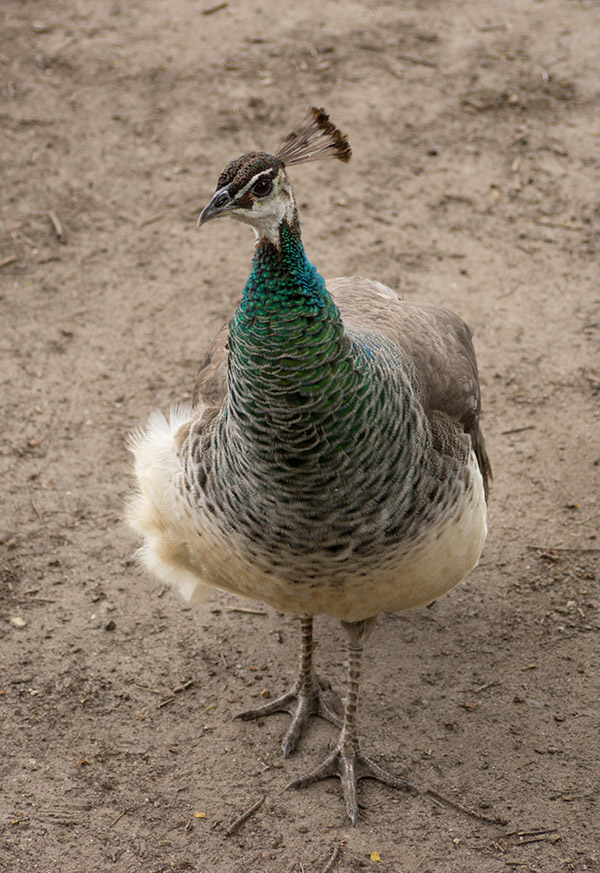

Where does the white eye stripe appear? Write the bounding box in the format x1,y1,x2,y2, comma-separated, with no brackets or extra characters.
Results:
236,169,278,200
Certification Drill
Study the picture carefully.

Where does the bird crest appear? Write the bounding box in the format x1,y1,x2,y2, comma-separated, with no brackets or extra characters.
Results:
274,107,352,167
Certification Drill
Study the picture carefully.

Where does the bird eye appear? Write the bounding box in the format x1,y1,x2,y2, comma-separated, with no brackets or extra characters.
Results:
252,178,273,197
213,191,230,209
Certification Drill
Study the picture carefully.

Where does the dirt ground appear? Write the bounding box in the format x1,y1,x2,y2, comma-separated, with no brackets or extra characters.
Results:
1,0,599,871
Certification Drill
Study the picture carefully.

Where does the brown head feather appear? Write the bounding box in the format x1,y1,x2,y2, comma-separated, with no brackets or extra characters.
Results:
274,107,352,167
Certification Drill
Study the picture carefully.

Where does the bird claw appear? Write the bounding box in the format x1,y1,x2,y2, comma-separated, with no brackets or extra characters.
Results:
235,675,342,758
287,746,418,826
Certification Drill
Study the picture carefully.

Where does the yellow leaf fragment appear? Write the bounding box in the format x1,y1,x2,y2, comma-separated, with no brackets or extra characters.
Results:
193,812,207,819
370,851,382,862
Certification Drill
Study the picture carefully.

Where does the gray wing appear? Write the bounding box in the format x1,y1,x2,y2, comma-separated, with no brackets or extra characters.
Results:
192,321,229,408
328,276,492,495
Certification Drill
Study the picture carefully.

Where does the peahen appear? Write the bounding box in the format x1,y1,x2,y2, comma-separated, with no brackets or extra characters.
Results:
129,108,491,825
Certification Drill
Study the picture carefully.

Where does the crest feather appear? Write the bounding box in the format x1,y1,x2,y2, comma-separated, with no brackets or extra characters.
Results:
274,107,352,167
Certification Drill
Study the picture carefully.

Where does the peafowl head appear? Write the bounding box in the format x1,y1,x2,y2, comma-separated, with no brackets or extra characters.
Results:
198,107,351,246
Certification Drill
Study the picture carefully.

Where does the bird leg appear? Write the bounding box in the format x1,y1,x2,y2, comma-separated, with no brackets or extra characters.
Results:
236,614,341,758
288,617,417,825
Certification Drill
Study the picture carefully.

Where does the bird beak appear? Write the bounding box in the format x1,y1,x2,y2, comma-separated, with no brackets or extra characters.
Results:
197,188,233,227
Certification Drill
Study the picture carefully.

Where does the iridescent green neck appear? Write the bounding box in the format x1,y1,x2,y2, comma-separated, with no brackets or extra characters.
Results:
228,217,345,384
237,219,330,316
225,219,353,453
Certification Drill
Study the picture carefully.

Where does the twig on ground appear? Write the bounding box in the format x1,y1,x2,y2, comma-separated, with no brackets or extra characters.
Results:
425,787,507,825
158,679,194,707
501,425,535,435
109,809,127,827
139,211,165,228
133,681,164,695
531,218,585,233
396,53,438,68
224,794,266,837
458,680,501,694
223,606,267,615
48,210,66,243
51,36,76,59
174,680,194,693
202,1,228,14
527,545,600,554
320,844,341,873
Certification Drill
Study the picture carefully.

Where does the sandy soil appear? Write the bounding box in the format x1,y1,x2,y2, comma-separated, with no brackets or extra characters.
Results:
1,1,599,871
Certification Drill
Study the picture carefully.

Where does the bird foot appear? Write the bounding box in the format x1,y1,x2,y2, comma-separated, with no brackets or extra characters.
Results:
235,675,342,758
287,745,418,826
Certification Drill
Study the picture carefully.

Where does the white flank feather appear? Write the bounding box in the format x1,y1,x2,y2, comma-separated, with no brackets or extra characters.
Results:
127,403,213,605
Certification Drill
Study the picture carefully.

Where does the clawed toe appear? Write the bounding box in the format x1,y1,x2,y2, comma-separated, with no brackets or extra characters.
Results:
236,688,298,722
287,746,418,825
236,675,342,757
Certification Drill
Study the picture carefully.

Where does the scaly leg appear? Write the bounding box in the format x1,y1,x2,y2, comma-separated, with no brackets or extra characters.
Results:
236,614,341,758
288,617,417,825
